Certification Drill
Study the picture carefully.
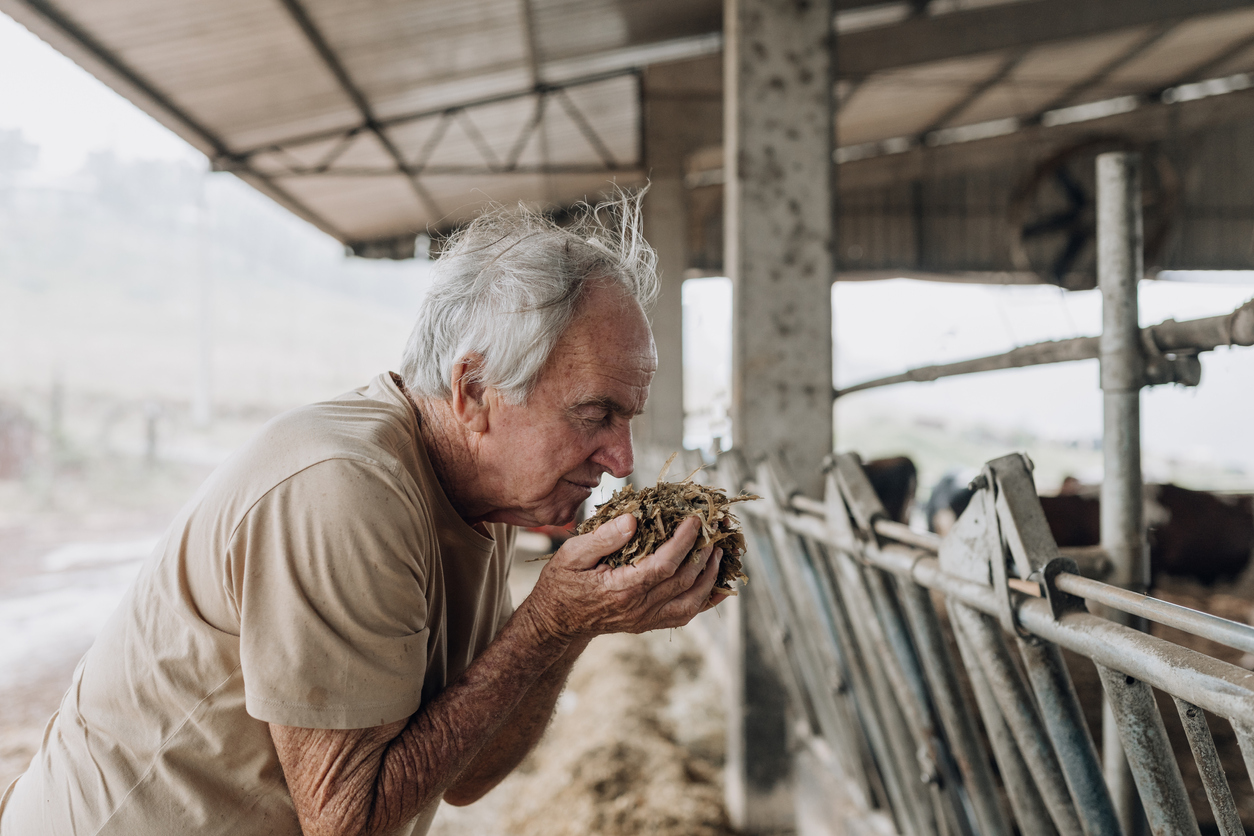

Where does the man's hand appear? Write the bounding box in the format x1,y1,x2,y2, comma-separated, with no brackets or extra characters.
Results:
519,514,728,642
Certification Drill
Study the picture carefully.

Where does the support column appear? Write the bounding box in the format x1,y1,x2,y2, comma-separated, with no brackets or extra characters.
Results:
1097,150,1150,836
724,1,835,832
639,177,687,454
725,0,835,498
636,59,723,463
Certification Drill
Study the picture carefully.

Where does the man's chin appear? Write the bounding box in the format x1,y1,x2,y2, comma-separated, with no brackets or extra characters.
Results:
541,483,593,527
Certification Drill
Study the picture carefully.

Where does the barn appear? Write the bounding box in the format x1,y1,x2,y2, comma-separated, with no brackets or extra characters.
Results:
3,0,1254,833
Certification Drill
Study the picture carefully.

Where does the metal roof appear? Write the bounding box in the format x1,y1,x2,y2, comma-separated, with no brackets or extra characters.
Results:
4,0,1253,257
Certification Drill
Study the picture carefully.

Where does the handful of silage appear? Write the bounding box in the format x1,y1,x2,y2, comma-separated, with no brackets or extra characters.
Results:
575,459,758,595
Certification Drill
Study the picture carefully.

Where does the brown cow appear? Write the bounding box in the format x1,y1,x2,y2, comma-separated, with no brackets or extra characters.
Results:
1035,485,1253,584
928,476,1254,585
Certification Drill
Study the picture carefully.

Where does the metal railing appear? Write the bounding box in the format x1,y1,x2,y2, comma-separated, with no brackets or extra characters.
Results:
707,449,1254,836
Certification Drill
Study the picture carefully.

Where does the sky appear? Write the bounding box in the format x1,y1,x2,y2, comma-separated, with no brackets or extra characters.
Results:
5,9,1254,485
0,14,203,180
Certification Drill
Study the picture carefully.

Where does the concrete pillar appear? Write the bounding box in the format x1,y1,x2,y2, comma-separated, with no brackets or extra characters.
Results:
636,59,723,460
640,179,687,454
725,0,835,499
723,1,835,833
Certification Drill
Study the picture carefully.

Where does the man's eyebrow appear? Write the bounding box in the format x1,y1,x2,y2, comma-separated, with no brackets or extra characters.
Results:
570,395,643,418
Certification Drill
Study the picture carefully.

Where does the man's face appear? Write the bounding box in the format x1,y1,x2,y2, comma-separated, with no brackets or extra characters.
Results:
475,281,656,528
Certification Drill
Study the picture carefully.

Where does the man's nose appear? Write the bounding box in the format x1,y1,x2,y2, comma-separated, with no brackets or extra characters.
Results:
596,424,634,479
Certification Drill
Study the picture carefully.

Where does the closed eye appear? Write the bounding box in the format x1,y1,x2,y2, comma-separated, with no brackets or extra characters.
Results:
568,396,638,426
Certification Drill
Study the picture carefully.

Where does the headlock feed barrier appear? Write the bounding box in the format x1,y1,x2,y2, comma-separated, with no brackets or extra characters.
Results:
709,449,1254,836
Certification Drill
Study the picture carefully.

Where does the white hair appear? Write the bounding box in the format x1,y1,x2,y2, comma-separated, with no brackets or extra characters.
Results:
399,190,659,404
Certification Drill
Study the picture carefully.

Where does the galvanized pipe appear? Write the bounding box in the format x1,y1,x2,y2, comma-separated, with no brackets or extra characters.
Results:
831,551,940,836
1094,665,1201,836
951,604,1084,836
951,616,1059,836
864,567,941,746
1097,151,1150,836
1171,698,1244,836
769,506,1254,660
895,580,1012,836
831,297,1254,399
1052,574,1254,657
867,545,1254,722
864,567,987,836
759,511,854,738
760,514,882,794
818,551,922,834
1016,637,1123,836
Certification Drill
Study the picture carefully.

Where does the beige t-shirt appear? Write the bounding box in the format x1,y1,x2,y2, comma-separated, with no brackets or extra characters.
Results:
0,373,514,836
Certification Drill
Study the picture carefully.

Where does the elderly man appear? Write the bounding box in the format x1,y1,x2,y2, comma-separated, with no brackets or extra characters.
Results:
0,196,725,835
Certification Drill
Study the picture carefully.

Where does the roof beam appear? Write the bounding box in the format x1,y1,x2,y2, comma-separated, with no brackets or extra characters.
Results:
233,67,638,162
838,0,1254,76
1025,22,1176,119
272,163,638,177
276,0,442,219
920,50,1026,135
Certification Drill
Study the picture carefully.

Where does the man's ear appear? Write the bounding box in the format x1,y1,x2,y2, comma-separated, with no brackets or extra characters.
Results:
450,355,490,433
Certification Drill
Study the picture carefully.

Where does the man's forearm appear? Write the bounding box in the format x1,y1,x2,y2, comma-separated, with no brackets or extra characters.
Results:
372,604,569,825
274,602,569,836
444,635,591,805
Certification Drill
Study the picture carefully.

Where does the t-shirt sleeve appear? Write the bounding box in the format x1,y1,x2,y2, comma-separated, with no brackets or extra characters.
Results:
232,458,433,730
494,525,516,631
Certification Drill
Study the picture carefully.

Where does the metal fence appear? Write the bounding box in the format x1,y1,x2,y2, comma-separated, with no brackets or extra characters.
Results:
706,448,1254,836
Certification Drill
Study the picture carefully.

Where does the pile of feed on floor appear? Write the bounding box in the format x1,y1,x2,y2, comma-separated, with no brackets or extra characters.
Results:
576,455,757,594
498,630,735,836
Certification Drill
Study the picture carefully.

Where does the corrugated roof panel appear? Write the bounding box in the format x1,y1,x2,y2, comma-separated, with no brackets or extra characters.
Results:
60,0,360,152
328,132,394,171
559,74,640,163
423,112,509,169
837,52,1010,145
370,67,534,125
428,95,544,168
249,135,350,175
419,171,647,224
383,116,465,169
532,0,631,59
278,174,425,241
303,0,532,117
531,0,720,63
1092,7,1254,97
1211,41,1254,78
956,28,1156,126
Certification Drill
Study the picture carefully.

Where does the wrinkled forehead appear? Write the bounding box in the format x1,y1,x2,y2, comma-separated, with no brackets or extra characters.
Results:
534,284,656,397
561,283,657,363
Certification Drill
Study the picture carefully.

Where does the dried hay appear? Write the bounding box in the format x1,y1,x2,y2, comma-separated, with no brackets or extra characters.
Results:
575,454,757,594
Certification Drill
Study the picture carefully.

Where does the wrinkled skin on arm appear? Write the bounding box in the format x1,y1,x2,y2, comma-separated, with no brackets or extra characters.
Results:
270,514,726,836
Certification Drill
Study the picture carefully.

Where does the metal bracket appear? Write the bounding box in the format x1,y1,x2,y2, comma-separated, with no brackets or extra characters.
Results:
940,453,1071,637
1142,326,1203,387
1041,557,1087,620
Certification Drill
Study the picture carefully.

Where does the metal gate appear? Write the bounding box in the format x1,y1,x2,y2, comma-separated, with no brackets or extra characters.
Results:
706,449,1254,836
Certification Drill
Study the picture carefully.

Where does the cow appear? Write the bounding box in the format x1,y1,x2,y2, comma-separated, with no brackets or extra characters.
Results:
864,456,919,524
927,474,1254,585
